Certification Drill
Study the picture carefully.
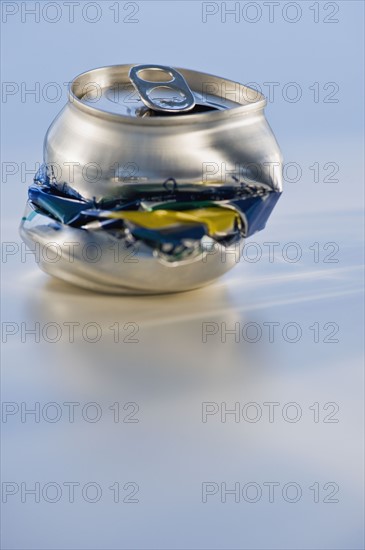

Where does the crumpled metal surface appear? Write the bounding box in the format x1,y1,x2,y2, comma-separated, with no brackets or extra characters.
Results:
20,164,281,294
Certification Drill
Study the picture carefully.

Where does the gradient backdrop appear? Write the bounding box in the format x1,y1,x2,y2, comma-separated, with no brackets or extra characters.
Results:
1,1,364,549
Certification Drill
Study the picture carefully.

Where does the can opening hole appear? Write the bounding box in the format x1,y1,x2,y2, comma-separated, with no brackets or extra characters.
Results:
136,103,221,117
137,68,174,83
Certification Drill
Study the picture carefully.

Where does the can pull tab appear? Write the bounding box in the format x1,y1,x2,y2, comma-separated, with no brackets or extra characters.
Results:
129,64,195,113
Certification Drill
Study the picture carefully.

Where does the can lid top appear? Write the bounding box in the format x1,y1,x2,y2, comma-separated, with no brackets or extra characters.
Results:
70,64,266,123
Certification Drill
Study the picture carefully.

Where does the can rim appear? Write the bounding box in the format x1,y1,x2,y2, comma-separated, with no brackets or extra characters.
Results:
68,64,267,125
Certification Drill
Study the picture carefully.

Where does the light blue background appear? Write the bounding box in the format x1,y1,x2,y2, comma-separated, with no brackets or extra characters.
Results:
1,0,364,220
1,2,364,549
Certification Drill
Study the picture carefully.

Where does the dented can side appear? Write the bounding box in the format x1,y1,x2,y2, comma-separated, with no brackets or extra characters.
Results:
44,65,283,202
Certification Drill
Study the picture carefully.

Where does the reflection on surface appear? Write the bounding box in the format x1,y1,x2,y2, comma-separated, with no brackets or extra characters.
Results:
2,211,364,549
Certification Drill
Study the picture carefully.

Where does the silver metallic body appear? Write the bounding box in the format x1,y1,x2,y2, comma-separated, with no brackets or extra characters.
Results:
21,64,283,294
20,203,245,294
44,65,283,201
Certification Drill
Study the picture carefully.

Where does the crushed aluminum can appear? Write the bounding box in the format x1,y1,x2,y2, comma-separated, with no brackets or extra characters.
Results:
20,64,283,294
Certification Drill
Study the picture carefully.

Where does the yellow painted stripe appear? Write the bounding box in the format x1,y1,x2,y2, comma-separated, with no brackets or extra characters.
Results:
101,207,240,235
